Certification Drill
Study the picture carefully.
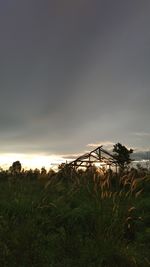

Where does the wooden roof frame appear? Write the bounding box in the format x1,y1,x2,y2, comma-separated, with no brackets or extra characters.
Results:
67,146,119,169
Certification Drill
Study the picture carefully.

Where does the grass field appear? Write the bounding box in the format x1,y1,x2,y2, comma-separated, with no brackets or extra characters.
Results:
0,168,150,267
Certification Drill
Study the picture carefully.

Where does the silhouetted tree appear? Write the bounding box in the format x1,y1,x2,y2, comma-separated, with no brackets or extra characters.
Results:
113,143,133,169
41,167,47,175
11,161,22,175
48,169,56,178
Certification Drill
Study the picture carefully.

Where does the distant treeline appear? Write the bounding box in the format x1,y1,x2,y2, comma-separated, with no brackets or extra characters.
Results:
132,151,150,160
0,158,150,184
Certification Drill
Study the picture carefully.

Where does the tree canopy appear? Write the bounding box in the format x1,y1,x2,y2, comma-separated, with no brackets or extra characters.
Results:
11,161,22,175
113,143,133,168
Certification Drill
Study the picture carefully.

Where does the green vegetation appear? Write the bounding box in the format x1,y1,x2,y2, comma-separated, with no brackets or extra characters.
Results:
0,166,150,267
113,143,133,169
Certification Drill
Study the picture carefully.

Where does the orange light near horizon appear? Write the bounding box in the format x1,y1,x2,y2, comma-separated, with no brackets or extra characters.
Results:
0,153,65,170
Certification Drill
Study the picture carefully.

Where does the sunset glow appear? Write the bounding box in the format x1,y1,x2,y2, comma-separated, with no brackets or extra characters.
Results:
0,154,65,170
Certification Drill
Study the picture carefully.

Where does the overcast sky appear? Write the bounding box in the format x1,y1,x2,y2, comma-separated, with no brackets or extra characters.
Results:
0,0,150,167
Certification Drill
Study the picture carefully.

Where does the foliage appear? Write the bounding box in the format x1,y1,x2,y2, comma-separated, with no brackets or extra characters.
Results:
113,143,133,169
9,161,22,177
0,168,149,267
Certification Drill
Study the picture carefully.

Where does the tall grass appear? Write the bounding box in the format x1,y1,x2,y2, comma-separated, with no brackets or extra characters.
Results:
0,169,149,266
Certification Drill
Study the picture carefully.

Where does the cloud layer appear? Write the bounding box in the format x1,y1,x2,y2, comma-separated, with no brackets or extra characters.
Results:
0,0,150,163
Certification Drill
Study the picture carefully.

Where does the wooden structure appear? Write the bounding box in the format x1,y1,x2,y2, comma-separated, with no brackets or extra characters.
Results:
67,146,119,170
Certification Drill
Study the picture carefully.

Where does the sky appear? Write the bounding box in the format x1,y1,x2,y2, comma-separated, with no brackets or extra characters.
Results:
0,0,150,169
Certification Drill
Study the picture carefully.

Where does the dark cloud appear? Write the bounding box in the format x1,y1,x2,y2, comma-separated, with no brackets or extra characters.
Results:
0,0,150,159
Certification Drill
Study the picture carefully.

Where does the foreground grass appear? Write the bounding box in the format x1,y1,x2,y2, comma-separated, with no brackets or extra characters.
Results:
0,172,150,267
